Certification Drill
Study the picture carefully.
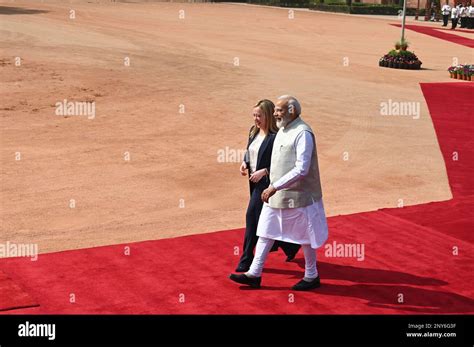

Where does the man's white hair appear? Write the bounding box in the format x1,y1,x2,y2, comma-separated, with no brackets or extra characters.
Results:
277,95,301,116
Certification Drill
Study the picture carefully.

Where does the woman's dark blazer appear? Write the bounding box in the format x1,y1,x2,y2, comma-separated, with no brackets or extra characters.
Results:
244,127,277,195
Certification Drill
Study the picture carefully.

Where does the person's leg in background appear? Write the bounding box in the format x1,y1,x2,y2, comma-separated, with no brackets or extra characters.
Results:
278,241,301,262
236,188,264,271
452,17,459,29
443,14,449,26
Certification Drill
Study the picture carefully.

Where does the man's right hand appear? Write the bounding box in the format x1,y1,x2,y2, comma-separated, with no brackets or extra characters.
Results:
240,161,247,176
261,185,277,203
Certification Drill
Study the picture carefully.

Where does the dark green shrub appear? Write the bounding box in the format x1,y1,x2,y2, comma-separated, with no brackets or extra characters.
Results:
240,0,425,16
309,3,351,12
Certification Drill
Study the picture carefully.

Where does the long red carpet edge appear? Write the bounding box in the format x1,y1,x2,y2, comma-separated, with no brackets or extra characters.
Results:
390,24,474,48
0,83,473,314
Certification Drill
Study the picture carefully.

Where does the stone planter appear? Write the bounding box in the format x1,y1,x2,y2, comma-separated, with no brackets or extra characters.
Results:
379,59,421,70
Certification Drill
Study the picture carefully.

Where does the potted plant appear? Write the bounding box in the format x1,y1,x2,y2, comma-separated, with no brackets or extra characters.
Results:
379,46,422,70
380,19,422,70
463,65,470,80
454,65,461,79
395,39,409,51
448,65,455,78
454,65,462,79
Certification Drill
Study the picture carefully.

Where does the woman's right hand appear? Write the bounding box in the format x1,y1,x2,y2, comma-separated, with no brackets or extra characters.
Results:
240,161,247,176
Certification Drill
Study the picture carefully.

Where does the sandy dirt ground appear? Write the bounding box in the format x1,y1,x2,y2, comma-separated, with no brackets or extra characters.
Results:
1,0,471,254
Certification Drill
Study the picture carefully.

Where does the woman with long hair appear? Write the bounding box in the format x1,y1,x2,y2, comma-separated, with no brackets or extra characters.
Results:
235,99,300,272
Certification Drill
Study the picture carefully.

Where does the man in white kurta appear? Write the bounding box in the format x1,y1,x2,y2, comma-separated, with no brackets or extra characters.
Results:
229,95,328,291
256,130,328,249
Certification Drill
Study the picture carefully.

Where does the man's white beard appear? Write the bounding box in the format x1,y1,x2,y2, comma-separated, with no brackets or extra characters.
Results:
276,114,290,129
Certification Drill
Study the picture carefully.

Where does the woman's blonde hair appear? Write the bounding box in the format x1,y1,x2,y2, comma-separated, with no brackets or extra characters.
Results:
249,99,278,138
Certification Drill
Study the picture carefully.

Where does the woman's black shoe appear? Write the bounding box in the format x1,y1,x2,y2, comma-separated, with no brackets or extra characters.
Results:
292,276,320,291
284,244,301,262
229,273,261,288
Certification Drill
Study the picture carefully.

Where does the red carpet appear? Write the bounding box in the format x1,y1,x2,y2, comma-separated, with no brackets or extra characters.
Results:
390,24,474,48
0,83,473,314
383,82,474,244
417,83,474,198
0,270,38,312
